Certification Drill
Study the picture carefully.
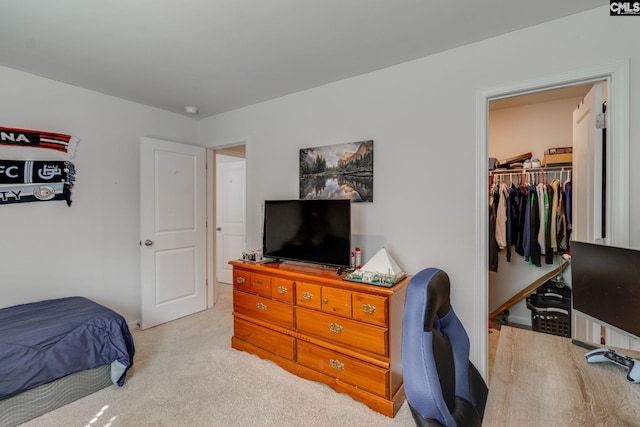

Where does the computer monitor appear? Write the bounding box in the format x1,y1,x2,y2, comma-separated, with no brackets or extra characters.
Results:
571,241,640,340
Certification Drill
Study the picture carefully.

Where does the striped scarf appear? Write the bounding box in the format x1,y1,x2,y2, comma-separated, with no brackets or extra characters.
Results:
0,126,80,158
0,160,75,206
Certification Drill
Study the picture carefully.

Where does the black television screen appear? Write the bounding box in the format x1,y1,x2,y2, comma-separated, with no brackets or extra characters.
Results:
571,241,640,340
262,199,351,267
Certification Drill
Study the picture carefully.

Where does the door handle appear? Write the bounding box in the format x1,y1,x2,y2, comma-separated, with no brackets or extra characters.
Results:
216,227,222,231
144,240,153,246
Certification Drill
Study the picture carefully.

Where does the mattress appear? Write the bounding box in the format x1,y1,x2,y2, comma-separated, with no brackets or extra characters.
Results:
0,296,135,400
0,364,112,427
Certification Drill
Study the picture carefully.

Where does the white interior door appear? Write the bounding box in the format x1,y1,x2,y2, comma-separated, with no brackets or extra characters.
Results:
140,137,207,329
215,155,246,284
572,82,604,245
572,83,606,344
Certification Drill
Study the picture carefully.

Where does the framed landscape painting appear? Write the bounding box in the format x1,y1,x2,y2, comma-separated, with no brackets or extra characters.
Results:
299,140,373,202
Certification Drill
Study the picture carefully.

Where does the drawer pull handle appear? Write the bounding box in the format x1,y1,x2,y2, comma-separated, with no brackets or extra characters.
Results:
302,291,314,300
362,304,376,314
329,359,344,371
236,276,245,284
256,302,267,311
277,285,288,294
328,322,344,334
257,279,263,285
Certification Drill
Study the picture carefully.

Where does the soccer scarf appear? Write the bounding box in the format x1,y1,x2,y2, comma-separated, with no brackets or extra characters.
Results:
0,182,71,205
0,126,80,158
0,160,75,185
0,160,75,206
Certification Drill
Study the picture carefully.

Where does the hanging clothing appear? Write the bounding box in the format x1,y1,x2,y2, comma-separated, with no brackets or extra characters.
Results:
536,184,546,255
550,179,561,251
495,183,509,249
488,168,573,270
522,185,532,262
556,185,568,254
528,186,542,267
506,184,518,262
515,185,527,257
544,183,555,264
489,189,499,272
564,180,572,250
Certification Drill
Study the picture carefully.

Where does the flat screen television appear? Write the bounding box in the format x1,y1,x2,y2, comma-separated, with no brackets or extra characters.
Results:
571,241,640,340
262,199,351,268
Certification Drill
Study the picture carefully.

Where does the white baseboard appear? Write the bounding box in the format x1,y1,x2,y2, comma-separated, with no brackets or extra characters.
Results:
127,320,141,330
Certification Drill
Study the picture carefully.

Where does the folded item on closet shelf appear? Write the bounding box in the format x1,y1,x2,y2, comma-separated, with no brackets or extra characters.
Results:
0,126,80,158
498,152,532,168
545,147,572,155
0,181,73,206
0,160,75,186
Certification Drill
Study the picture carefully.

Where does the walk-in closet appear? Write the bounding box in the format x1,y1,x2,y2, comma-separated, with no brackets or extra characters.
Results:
487,83,597,331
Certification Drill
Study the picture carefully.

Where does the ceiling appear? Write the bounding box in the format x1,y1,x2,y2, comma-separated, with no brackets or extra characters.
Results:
0,1,606,118
489,83,596,110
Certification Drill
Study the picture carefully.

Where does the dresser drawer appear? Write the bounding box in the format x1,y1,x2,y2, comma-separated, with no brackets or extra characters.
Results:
297,282,322,310
296,307,388,356
271,277,295,304
250,273,272,298
233,290,294,329
352,293,387,326
321,286,351,317
297,341,388,397
234,317,295,361
233,269,251,292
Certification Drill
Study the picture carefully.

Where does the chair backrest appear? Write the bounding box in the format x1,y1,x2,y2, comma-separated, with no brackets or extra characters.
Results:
402,268,485,427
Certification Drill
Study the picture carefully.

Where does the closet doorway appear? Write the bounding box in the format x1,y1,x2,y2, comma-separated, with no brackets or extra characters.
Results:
488,83,595,329
476,60,631,380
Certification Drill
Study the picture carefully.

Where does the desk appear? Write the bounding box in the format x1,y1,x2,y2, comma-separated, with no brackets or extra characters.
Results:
483,327,640,426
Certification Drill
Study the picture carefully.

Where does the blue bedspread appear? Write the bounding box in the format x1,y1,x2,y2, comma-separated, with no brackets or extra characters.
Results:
0,296,135,400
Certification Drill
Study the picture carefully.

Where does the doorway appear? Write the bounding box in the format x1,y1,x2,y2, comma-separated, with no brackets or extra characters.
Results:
476,60,630,379
486,83,597,380
487,83,594,326
207,144,246,307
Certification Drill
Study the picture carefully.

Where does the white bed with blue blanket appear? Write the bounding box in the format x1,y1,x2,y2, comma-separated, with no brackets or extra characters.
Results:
0,296,135,426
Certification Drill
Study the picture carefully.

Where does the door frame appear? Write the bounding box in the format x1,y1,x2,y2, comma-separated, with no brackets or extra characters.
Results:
474,60,630,378
205,139,248,308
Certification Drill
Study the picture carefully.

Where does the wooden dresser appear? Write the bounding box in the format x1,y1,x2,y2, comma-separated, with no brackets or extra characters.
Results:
229,260,409,417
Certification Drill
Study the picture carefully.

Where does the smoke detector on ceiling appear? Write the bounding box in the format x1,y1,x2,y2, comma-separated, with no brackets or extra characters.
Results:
184,106,199,114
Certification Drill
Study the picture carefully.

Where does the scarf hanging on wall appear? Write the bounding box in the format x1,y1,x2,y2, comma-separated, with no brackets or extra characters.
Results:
0,182,72,205
0,160,75,206
0,126,80,158
0,160,75,185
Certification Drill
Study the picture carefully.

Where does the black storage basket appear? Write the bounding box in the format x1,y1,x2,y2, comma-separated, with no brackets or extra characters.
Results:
530,311,571,337
527,278,572,338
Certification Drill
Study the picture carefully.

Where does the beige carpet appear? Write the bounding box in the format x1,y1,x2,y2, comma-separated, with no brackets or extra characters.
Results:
22,284,415,427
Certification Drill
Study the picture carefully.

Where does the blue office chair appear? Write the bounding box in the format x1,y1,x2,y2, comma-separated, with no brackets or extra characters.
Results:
402,268,488,427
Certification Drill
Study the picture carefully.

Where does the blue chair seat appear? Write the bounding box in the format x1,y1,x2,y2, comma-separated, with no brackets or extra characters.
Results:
402,268,488,427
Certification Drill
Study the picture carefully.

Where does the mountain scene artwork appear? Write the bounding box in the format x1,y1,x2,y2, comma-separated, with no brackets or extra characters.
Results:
299,140,373,202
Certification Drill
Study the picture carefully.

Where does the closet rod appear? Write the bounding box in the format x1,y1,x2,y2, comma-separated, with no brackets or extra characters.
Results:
489,166,571,175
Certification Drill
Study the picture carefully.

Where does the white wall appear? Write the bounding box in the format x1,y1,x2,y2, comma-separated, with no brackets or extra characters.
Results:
489,96,584,163
0,66,197,321
198,6,640,368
